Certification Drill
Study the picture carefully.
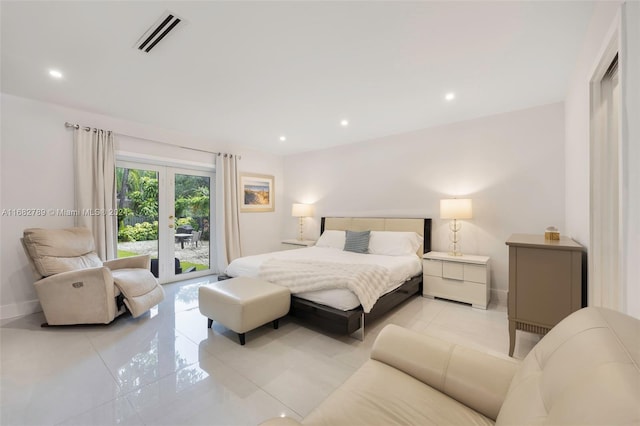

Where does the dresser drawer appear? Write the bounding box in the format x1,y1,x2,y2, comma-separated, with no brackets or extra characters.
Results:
423,259,442,277
422,252,491,310
423,275,487,309
442,262,464,280
464,264,487,284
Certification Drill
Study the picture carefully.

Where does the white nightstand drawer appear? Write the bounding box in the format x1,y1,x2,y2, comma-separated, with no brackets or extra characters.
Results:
464,264,487,284
423,259,442,277
422,251,491,310
423,276,487,309
442,262,464,280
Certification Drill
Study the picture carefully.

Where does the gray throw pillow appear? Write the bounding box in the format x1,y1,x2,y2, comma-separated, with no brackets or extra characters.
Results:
344,230,371,254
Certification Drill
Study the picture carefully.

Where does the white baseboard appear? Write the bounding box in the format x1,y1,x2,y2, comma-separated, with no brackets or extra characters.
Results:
491,288,508,308
0,299,41,320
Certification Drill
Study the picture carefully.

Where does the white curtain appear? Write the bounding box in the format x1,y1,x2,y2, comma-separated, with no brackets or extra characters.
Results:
73,128,117,261
215,153,242,272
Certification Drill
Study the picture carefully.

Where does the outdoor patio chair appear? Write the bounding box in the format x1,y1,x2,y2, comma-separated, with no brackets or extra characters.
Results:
189,230,201,248
22,227,165,326
150,257,196,278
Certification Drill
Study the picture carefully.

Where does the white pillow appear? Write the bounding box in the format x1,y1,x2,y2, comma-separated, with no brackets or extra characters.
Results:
368,231,423,256
315,230,346,249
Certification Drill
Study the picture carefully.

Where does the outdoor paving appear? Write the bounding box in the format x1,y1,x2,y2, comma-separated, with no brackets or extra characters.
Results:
118,239,210,266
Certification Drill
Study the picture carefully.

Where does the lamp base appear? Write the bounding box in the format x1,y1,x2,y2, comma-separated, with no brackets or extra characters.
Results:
448,219,463,256
297,217,305,241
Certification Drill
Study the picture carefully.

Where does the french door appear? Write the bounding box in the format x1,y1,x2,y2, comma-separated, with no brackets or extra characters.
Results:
116,160,214,284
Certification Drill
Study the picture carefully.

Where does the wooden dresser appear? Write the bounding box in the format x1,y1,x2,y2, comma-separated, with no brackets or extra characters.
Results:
505,234,585,356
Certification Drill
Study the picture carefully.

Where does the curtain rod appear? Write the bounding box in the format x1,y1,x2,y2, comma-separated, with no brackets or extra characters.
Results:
65,122,111,134
64,121,240,159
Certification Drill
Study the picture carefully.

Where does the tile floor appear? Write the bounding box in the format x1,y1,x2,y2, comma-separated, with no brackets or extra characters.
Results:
1,276,540,426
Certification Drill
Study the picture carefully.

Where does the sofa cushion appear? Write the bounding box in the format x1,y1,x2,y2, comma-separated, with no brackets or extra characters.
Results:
371,324,518,421
23,227,103,277
496,307,640,425
303,359,494,426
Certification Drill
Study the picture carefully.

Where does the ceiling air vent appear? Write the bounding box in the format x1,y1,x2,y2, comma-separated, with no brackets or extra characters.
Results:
136,11,182,53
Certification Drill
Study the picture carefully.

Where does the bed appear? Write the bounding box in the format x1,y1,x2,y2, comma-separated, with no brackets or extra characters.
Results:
223,217,432,335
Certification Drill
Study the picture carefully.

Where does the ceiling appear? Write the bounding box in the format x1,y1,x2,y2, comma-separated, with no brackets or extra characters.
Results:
1,1,595,155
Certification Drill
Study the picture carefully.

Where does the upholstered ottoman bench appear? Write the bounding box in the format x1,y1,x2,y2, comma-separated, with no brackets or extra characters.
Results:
198,277,290,345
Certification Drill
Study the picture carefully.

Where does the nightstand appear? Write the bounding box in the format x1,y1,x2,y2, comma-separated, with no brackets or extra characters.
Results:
422,251,491,309
281,239,316,250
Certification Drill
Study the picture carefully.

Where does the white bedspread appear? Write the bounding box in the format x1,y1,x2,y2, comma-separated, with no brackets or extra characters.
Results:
259,259,389,313
225,246,422,311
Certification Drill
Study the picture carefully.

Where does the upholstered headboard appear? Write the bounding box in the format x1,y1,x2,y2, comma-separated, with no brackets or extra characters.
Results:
320,217,432,255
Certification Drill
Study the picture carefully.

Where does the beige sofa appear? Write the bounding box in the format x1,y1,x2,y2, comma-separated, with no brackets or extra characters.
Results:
265,307,640,425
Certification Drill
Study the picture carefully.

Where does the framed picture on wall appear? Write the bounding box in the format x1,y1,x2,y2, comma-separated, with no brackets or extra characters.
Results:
239,173,275,212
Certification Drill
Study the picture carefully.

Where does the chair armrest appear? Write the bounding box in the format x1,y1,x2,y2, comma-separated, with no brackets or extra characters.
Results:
34,267,117,325
371,324,520,421
36,267,113,288
104,254,150,271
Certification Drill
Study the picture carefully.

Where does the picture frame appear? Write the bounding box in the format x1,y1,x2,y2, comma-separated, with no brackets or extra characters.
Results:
239,173,275,212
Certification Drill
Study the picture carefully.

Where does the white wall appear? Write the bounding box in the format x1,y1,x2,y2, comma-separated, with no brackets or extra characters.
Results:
283,103,566,302
0,94,285,319
564,0,639,317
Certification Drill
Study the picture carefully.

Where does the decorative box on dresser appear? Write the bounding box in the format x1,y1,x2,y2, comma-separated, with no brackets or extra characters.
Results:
505,234,585,357
281,239,316,250
422,252,491,309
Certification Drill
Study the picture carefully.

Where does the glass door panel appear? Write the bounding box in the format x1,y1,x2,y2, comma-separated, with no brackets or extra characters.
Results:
116,165,161,277
116,161,213,283
171,171,211,278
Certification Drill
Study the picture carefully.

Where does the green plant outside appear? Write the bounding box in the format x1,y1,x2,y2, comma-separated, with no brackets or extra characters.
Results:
117,249,139,258
176,217,198,230
117,250,207,271
180,260,208,271
117,168,210,242
118,221,159,242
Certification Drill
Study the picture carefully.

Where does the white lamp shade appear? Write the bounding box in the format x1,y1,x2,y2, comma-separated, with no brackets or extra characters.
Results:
291,203,314,217
440,199,473,219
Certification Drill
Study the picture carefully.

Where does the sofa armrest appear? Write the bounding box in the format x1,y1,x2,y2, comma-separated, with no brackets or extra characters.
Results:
34,267,117,325
104,254,150,271
371,324,520,421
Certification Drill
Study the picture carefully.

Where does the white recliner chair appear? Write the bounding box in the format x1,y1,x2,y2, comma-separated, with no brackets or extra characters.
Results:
22,227,165,326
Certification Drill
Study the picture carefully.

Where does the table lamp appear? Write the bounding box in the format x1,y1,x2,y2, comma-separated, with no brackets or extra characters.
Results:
440,198,472,256
291,203,314,241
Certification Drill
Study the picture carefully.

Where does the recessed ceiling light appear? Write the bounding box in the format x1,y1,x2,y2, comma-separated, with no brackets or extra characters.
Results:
445,92,455,101
340,119,349,127
49,69,63,79
279,135,286,142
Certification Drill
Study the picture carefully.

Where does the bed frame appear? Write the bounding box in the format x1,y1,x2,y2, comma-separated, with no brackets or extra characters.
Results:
288,217,432,335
